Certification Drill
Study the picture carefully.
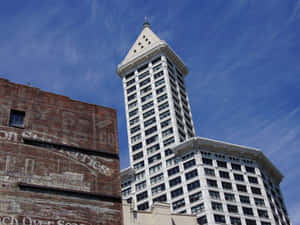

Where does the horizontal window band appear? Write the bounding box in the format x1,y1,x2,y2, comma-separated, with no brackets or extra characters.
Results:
18,183,122,203
23,137,119,160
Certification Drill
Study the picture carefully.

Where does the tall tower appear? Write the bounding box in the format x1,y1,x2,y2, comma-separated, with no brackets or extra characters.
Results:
117,23,291,225
117,21,195,209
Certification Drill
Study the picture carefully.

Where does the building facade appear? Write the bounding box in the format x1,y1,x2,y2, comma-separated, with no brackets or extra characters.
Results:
170,137,290,225
117,23,291,225
117,21,196,210
123,200,197,225
0,78,122,225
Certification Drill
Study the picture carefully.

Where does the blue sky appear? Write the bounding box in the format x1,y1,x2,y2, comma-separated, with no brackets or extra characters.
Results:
0,0,299,223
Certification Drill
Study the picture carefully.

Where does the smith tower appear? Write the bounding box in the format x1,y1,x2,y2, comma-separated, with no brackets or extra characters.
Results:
117,21,196,209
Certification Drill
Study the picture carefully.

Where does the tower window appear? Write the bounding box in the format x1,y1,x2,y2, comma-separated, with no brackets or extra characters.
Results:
231,163,241,171
153,194,166,203
187,180,200,191
158,94,168,104
234,173,244,182
237,184,247,192
230,217,241,225
137,202,149,210
217,160,227,168
214,214,226,223
245,166,255,174
125,71,134,80
136,191,148,202
137,64,148,73
9,110,25,127
163,137,175,147
151,183,165,195
225,193,235,201
153,64,162,72
185,169,198,180
245,219,256,225
207,179,218,188
197,216,207,225
171,187,183,198
189,191,202,203
183,159,196,169
202,158,213,165
172,198,185,210
240,195,250,204
151,57,161,65
243,207,254,216
169,176,181,187
212,202,223,212
227,204,238,213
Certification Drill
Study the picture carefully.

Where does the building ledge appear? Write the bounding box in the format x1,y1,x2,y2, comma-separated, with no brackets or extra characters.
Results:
172,137,283,184
121,167,135,180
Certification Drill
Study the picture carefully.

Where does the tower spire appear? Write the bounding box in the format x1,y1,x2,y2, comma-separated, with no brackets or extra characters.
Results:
143,16,150,28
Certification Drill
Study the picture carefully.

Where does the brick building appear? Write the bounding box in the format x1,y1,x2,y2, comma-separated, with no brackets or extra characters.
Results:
0,78,122,225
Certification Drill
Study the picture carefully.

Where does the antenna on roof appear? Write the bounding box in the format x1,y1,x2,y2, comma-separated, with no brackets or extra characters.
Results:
143,16,150,28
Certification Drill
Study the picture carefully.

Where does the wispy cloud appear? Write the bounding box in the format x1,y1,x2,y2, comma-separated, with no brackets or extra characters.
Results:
0,1,299,221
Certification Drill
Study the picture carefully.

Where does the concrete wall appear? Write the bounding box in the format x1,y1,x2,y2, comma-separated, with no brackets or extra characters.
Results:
123,201,197,225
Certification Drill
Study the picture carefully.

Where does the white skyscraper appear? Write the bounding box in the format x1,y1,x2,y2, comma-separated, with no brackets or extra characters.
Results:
117,22,291,225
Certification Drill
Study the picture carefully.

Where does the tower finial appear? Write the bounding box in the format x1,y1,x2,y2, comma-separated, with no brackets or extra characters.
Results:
143,16,150,28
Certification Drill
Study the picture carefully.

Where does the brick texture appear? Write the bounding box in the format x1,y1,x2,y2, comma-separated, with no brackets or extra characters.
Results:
0,78,122,225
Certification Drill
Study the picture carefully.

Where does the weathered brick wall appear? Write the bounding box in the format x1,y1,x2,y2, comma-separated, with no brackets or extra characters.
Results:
0,78,122,225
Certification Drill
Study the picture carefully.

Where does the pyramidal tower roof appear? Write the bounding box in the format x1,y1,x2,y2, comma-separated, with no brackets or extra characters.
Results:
117,21,188,77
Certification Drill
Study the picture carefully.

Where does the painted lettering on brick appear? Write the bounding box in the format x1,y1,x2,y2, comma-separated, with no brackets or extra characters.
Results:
0,216,87,225
0,129,113,176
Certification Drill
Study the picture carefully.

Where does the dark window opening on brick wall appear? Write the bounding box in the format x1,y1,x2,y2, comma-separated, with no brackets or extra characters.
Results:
9,109,25,127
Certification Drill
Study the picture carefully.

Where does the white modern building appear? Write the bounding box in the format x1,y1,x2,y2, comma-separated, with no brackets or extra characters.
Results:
117,22,291,225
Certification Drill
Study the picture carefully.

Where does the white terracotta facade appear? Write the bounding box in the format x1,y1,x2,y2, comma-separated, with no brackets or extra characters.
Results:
117,23,291,225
